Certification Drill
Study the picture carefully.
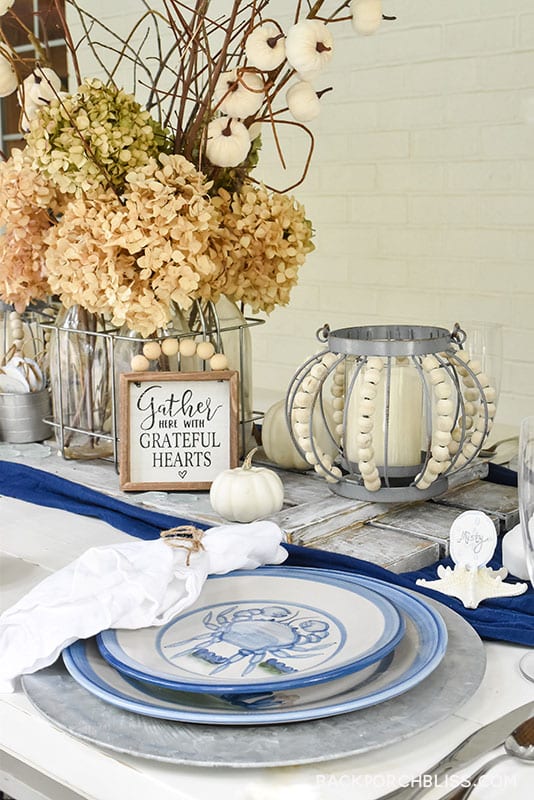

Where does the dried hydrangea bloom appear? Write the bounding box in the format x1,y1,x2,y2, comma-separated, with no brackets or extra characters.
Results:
0,225,51,311
208,183,314,313
25,79,169,196
0,149,57,309
44,154,220,337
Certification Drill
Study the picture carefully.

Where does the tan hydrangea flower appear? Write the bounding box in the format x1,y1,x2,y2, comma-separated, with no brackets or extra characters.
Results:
208,183,314,312
25,79,169,197
44,153,220,336
0,148,57,310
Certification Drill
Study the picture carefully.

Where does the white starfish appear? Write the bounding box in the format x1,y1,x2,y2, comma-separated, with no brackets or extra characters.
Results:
416,564,528,609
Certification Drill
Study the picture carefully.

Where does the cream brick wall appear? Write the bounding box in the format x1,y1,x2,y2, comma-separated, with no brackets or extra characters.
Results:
251,0,534,426
70,1,534,426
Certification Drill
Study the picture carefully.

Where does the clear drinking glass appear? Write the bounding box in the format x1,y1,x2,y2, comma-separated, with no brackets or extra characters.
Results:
518,415,534,681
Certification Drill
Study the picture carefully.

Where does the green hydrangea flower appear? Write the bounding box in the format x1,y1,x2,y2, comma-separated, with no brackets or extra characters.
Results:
25,78,170,196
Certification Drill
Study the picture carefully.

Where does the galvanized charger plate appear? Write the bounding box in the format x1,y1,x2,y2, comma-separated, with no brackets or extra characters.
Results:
21,596,486,768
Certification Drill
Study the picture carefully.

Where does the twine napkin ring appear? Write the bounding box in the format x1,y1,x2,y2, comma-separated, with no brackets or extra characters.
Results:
160,525,206,565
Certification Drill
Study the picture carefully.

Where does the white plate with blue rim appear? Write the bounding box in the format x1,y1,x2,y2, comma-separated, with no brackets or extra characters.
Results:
96,567,405,694
62,571,448,725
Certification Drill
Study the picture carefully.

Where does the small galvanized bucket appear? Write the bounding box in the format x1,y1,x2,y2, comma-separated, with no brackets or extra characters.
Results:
0,389,51,443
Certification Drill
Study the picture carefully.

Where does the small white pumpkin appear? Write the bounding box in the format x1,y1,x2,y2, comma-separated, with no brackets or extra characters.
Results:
245,22,286,72
209,448,284,523
205,117,251,168
262,397,339,471
285,20,334,79
286,81,321,122
262,399,310,470
213,69,265,118
351,0,383,36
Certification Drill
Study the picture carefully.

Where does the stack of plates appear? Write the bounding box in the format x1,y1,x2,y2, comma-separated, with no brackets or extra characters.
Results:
61,566,449,726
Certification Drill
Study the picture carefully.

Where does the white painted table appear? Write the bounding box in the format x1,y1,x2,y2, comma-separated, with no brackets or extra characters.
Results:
1,495,533,800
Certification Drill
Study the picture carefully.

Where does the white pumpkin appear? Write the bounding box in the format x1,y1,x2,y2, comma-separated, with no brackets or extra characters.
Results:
213,69,265,118
209,448,284,523
286,81,321,122
351,0,383,36
205,117,251,167
245,22,286,72
262,397,339,471
285,20,334,79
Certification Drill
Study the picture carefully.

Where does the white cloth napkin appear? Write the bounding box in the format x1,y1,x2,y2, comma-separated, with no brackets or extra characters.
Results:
0,520,287,692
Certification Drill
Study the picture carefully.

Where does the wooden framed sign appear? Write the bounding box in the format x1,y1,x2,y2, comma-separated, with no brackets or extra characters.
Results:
119,370,239,491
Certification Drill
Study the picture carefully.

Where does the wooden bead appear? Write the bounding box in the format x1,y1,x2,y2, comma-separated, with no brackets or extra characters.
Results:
367,357,384,371
131,354,150,372
365,478,382,492
468,359,482,374
429,369,446,385
333,410,344,424
437,416,454,432
210,353,229,370
358,447,374,462
422,355,440,371
143,341,161,360
302,375,319,392
359,460,376,476
331,384,344,397
434,382,451,400
448,440,460,455
197,341,215,360
436,399,454,415
325,466,343,483
305,451,319,465
464,388,479,401
435,430,452,446
322,353,339,369
180,338,197,357
359,398,375,415
471,430,484,446
311,363,328,380
358,417,374,433
432,445,450,462
364,368,382,385
483,386,496,402
357,432,372,446
161,338,179,356
477,373,490,388
359,383,377,400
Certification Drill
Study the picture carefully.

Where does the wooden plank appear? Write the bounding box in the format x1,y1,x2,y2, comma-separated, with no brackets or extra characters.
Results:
371,502,499,558
433,480,518,533
292,525,440,574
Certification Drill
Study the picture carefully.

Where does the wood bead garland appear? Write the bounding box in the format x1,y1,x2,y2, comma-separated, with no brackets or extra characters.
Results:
291,350,343,482
353,356,385,492
415,354,453,490
130,337,228,373
446,350,496,469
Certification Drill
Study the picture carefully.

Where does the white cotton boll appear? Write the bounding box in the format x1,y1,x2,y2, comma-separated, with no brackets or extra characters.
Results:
286,81,321,122
245,22,286,71
0,45,18,98
205,117,251,168
351,0,383,36
285,20,334,77
213,70,265,119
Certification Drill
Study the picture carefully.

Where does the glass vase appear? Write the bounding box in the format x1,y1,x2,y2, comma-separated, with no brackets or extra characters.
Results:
48,306,115,459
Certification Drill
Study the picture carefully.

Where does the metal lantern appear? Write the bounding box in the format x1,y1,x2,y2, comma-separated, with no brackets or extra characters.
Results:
286,324,497,502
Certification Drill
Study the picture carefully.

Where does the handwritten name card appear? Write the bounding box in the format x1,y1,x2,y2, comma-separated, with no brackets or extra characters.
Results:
119,371,239,491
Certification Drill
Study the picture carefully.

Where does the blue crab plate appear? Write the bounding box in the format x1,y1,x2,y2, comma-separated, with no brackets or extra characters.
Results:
96,567,405,693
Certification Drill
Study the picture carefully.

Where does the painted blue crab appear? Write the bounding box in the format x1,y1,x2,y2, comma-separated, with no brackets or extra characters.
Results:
162,604,336,677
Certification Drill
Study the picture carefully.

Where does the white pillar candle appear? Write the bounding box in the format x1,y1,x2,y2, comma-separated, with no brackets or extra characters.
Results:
346,360,423,467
